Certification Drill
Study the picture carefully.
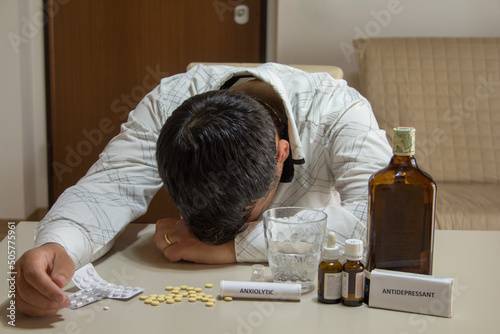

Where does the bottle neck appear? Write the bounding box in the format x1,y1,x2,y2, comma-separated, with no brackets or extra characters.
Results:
322,247,339,261
345,255,362,262
390,154,419,167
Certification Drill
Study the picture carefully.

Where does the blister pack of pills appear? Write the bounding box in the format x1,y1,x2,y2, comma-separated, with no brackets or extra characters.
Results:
68,287,104,309
68,263,144,309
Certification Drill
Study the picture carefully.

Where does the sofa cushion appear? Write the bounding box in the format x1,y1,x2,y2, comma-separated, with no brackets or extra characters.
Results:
436,183,500,230
354,37,500,184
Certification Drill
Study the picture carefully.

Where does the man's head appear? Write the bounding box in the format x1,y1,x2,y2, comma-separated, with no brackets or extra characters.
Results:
156,90,287,245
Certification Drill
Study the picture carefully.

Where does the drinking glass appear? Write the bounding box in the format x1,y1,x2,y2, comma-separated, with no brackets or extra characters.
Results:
263,207,327,293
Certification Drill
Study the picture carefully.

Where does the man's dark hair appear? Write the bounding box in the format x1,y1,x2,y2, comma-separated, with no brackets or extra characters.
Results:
156,90,278,245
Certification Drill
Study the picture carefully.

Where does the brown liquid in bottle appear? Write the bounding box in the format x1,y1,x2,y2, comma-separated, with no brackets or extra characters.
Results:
342,260,364,306
342,239,364,307
365,127,436,302
318,232,342,304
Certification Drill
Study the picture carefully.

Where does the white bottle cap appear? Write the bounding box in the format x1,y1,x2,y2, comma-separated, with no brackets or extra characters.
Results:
322,232,339,261
345,239,363,261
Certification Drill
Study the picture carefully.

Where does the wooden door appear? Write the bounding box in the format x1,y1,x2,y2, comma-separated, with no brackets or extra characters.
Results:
45,0,266,222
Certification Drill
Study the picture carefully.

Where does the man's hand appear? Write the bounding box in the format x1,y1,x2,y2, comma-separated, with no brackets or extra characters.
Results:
153,218,236,264
15,243,75,316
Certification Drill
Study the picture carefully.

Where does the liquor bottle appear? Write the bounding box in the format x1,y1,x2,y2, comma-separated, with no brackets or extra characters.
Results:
365,127,436,302
318,232,342,304
341,239,364,306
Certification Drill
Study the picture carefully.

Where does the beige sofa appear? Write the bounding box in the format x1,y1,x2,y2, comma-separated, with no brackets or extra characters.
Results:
354,37,500,231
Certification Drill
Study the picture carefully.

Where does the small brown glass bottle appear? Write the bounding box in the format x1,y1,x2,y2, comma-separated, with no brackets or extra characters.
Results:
342,239,364,306
318,232,342,304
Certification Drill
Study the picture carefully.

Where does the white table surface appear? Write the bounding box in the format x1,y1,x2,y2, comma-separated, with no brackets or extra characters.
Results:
1,222,499,333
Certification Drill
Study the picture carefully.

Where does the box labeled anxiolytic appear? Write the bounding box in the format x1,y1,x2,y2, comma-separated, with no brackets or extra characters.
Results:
220,280,301,301
368,269,454,317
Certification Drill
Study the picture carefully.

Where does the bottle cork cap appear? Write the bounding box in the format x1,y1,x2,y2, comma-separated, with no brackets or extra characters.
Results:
345,239,363,261
393,127,416,156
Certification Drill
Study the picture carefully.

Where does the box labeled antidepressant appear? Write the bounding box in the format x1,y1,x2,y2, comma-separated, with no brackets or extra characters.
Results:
368,269,454,317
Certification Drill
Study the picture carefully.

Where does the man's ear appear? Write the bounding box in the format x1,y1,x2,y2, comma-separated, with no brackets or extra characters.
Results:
277,139,289,163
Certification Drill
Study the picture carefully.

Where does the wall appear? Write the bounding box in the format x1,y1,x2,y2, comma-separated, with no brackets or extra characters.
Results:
0,0,47,219
275,0,500,88
1,0,499,218
0,0,276,219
